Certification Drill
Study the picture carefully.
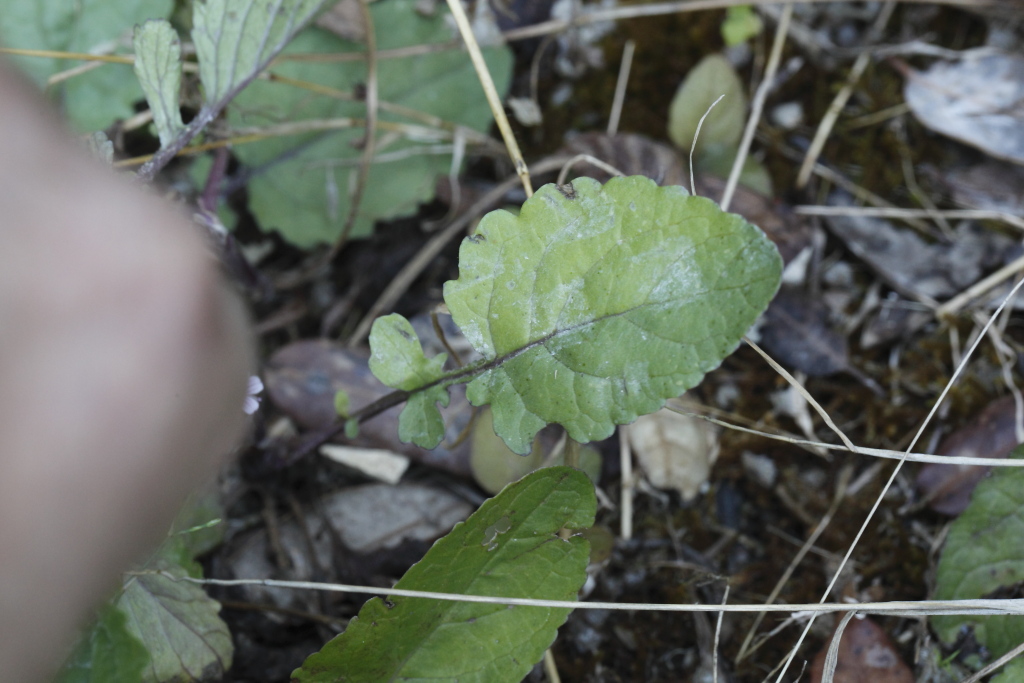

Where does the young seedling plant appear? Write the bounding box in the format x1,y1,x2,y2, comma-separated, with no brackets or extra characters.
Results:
291,174,783,680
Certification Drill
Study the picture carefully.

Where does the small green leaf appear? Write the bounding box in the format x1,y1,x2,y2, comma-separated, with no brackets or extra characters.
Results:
721,5,763,47
444,176,782,454
399,385,451,449
369,313,450,448
55,603,150,683
932,446,1024,661
992,657,1024,682
293,466,596,683
0,0,173,131
192,0,328,106
667,54,747,154
369,314,447,391
334,389,350,417
344,418,360,439
132,19,185,146
117,539,233,683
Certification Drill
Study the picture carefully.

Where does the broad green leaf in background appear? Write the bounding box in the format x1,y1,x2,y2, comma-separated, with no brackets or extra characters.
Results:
116,539,233,683
932,446,1024,668
55,604,150,683
293,466,596,683
221,0,513,245
668,54,747,154
0,0,173,132
132,20,184,146
666,54,771,195
192,0,329,106
443,176,782,454
993,659,1024,683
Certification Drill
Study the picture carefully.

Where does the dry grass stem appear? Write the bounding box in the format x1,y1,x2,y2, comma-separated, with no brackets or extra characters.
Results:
773,274,1024,681
619,425,634,540
744,337,858,452
557,154,626,185
736,467,851,663
607,40,635,136
721,2,791,211
329,0,378,257
444,0,532,197
794,205,1024,232
170,574,1024,616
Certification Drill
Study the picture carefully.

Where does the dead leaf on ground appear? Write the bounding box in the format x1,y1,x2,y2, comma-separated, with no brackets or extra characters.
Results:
825,193,1014,301
628,403,719,502
263,339,472,477
904,51,1024,165
916,395,1019,515
561,132,688,187
761,286,850,377
809,616,914,683
941,160,1024,215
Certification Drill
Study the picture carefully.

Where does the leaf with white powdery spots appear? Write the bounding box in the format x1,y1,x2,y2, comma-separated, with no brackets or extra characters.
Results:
444,175,782,454
133,20,185,146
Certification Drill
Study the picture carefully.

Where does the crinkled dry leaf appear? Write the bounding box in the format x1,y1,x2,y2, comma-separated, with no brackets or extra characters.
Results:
904,51,1024,165
628,405,719,501
916,396,1019,515
824,193,1014,301
760,286,850,377
809,617,914,683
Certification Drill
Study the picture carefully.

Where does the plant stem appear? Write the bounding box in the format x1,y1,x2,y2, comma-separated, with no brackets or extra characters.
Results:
565,438,581,469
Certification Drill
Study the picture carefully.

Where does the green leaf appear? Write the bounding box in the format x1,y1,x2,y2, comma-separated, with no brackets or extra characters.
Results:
192,0,328,106
444,175,782,454
0,0,173,131
369,314,447,391
667,54,747,154
932,447,1024,662
369,313,451,448
293,466,596,683
993,658,1024,683
225,0,513,244
117,539,233,683
55,603,150,683
721,5,763,47
698,143,773,196
132,20,185,146
398,386,451,448
334,389,350,417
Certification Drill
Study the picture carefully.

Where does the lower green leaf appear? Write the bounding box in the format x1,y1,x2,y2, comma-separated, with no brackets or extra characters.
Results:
55,603,149,683
932,446,1024,663
398,385,451,449
292,466,597,682
117,539,233,683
